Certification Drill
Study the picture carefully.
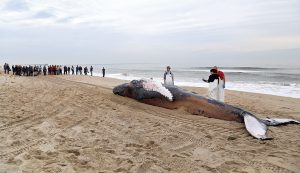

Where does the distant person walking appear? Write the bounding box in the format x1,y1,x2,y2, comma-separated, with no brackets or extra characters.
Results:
90,66,93,76
71,66,74,75
164,66,174,85
102,67,105,77
84,66,88,75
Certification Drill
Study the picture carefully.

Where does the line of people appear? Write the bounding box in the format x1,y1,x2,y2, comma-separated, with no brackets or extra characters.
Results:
47,65,92,76
3,63,106,77
8,65,42,76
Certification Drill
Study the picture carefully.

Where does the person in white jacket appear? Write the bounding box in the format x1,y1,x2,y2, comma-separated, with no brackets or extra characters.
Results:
163,66,174,85
202,69,223,102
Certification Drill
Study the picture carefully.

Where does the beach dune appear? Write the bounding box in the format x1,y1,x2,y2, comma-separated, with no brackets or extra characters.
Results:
0,74,299,173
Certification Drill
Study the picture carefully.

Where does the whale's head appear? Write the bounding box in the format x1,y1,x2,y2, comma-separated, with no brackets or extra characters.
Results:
113,83,130,97
113,79,173,101
113,80,143,98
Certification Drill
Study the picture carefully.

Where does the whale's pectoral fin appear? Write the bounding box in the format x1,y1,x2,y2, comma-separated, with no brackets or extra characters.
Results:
260,118,300,126
243,113,271,140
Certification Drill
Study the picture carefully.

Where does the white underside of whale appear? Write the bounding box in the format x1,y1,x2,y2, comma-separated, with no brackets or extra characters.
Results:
142,79,173,101
244,114,269,139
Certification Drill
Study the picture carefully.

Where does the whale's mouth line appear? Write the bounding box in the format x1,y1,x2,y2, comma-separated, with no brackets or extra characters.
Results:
113,83,129,96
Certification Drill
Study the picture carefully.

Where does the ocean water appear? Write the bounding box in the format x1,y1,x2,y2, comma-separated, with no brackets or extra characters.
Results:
90,64,300,98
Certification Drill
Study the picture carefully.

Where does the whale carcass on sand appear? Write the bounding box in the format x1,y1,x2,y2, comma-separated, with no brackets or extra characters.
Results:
113,79,300,140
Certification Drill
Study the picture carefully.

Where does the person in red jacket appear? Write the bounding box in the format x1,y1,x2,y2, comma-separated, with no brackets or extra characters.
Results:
213,66,225,88
213,66,225,102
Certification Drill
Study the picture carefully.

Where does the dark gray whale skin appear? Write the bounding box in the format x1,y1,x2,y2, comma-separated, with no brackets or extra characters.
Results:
113,80,251,122
113,80,300,125
113,80,300,139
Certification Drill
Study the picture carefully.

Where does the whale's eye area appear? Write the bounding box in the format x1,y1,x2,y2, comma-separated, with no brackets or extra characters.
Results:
130,80,143,88
131,80,138,85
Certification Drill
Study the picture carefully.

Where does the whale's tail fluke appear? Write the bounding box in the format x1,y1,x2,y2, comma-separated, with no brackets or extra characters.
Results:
243,112,300,140
260,118,300,126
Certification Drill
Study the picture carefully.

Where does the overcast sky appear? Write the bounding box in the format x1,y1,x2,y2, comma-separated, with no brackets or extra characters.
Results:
0,0,300,67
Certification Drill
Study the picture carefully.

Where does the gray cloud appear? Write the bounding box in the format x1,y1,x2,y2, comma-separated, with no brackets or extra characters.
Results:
3,0,28,11
33,11,55,19
0,0,299,67
56,16,75,23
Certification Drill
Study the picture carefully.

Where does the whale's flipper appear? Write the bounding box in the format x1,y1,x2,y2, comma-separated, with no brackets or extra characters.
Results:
261,118,300,126
243,113,271,140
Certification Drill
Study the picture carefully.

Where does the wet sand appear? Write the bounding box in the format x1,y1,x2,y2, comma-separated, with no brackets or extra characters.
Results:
0,74,299,173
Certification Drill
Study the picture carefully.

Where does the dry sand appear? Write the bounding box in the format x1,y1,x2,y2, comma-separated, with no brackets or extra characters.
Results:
0,74,299,173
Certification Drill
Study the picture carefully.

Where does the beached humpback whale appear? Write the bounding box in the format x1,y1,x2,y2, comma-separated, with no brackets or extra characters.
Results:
113,79,300,140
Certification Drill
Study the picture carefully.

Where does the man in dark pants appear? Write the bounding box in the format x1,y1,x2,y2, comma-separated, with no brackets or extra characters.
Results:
16,65,21,76
102,67,105,77
22,66,26,75
4,63,8,74
79,66,82,75
90,66,93,76
7,64,11,74
25,66,29,76
84,66,88,75
64,66,67,75
43,66,47,75
12,65,15,75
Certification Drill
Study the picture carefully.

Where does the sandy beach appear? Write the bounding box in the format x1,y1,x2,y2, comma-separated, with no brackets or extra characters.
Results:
0,74,299,173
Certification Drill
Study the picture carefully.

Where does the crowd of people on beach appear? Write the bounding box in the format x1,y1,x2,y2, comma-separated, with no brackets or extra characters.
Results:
3,63,42,76
2,63,106,77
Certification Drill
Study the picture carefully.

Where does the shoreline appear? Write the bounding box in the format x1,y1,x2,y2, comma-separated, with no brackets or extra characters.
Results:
91,72,300,99
10,72,299,99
